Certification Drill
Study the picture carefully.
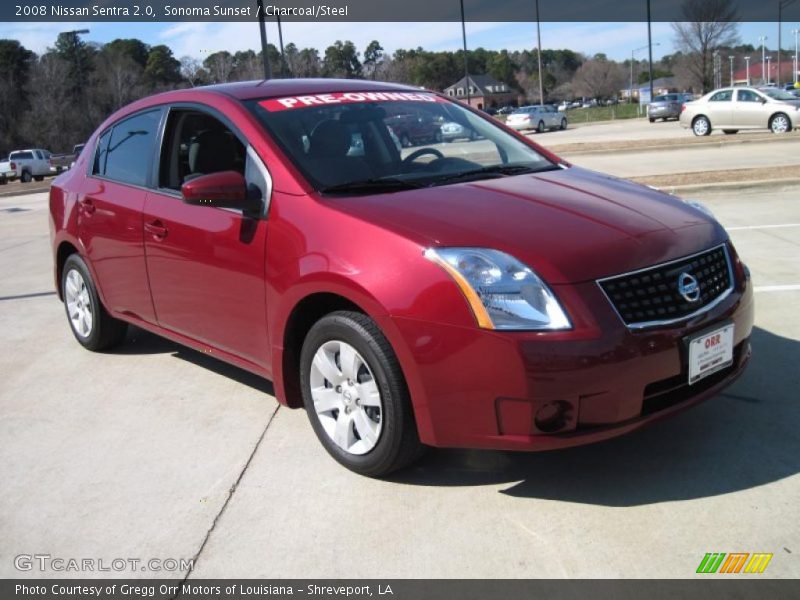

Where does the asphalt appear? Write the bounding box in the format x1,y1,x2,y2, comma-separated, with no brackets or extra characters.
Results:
1,148,798,579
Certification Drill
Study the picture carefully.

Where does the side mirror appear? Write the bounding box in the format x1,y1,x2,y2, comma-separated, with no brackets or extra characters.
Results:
181,170,258,213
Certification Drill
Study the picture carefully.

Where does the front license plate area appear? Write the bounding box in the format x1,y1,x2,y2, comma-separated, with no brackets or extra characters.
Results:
687,324,734,385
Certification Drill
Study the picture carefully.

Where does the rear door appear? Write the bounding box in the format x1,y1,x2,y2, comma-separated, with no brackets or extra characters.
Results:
705,89,734,128
77,109,162,323
142,106,271,368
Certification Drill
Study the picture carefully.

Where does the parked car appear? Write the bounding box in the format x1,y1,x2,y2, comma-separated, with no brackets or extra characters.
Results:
8,149,55,182
50,79,753,476
70,144,86,169
758,87,800,109
680,86,800,135
0,157,16,184
384,110,442,146
440,121,478,142
647,93,693,122
506,105,567,132
496,105,517,115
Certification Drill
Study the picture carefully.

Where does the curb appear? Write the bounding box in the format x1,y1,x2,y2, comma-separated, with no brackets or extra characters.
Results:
640,177,800,194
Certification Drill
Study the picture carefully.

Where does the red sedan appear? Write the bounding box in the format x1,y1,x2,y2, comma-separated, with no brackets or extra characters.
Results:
49,79,754,476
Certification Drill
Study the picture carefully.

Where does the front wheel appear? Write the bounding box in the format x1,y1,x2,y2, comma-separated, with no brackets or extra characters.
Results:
34,175,44,182
62,254,128,351
537,120,545,133
560,118,567,130
770,113,791,134
300,311,423,477
692,116,711,136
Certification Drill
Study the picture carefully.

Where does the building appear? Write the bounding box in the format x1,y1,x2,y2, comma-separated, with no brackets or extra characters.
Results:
443,74,516,109
733,60,796,86
622,77,679,100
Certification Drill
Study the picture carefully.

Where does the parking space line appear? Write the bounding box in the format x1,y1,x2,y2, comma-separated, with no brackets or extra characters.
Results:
727,223,800,231
753,284,800,293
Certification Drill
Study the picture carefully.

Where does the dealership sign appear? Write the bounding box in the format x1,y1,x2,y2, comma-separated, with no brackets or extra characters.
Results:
259,92,447,111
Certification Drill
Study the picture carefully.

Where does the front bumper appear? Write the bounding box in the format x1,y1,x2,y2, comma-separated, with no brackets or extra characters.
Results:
391,271,754,451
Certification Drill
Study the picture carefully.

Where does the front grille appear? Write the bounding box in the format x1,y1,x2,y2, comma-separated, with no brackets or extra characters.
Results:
598,245,733,328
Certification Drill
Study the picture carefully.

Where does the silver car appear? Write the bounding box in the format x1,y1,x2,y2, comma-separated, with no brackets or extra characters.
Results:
680,87,800,135
647,93,693,122
506,105,568,133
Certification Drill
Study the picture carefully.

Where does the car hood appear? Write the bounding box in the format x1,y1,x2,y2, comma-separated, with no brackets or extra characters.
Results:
327,166,725,284
773,98,800,108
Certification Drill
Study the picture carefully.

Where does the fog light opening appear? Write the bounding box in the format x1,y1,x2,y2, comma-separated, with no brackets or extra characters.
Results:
535,401,569,433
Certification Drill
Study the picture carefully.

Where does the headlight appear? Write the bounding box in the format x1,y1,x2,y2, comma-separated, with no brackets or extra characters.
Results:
424,248,571,331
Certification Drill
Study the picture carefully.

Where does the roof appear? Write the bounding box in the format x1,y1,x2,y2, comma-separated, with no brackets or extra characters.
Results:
195,78,423,100
444,74,509,95
639,76,678,89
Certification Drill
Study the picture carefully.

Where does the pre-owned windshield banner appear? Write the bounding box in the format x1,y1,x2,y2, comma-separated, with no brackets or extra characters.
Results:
259,92,448,111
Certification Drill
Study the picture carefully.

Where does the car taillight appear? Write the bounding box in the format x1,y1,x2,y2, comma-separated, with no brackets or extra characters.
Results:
681,104,686,112
10,162,16,170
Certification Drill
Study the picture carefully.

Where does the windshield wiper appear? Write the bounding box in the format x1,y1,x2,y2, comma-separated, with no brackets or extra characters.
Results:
320,177,425,196
428,163,560,185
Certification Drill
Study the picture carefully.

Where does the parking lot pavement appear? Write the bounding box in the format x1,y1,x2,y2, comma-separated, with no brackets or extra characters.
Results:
1,185,798,579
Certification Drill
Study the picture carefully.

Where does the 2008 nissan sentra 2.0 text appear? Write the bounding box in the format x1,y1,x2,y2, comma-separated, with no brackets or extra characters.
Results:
49,79,754,476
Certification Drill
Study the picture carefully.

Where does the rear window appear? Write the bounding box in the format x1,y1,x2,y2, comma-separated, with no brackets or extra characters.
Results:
9,151,33,160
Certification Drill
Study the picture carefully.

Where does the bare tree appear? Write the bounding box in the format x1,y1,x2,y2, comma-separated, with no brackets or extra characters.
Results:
672,0,739,93
203,51,235,83
571,58,624,100
180,56,204,87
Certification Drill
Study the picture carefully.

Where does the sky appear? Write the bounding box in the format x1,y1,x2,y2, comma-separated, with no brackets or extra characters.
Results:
0,21,791,63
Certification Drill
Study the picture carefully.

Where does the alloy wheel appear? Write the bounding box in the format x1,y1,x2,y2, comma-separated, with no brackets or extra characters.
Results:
309,340,383,455
771,114,790,134
65,269,93,338
693,117,709,136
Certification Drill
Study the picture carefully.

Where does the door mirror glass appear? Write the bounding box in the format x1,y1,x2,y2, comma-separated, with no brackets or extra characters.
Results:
181,170,253,210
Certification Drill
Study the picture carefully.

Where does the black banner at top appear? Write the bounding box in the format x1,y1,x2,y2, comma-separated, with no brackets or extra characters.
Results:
2,0,797,22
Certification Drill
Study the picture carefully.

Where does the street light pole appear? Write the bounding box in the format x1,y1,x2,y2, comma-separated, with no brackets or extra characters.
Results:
793,29,800,84
629,44,651,104
778,0,797,88
647,0,654,102
535,0,544,105
745,56,751,85
459,0,470,104
759,35,768,84
256,0,272,79
729,55,735,85
766,55,773,84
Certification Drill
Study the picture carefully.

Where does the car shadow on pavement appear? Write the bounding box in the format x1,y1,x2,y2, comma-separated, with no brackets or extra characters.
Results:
114,326,274,395
391,326,800,506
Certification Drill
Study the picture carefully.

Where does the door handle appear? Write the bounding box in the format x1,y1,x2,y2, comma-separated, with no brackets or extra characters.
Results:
79,198,95,215
144,220,168,240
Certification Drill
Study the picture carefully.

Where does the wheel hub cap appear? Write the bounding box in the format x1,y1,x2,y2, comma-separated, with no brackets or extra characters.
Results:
65,269,93,338
309,340,383,455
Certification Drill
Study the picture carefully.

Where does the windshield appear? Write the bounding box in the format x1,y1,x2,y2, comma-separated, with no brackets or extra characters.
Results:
246,92,556,195
762,88,796,101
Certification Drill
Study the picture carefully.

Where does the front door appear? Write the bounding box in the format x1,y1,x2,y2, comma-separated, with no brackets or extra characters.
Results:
142,107,271,368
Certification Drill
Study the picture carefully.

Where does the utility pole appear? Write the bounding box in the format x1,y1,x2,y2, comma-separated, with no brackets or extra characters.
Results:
535,0,544,105
745,56,751,85
459,0,470,104
778,0,797,87
647,0,654,102
794,29,800,83
256,0,272,80
767,55,773,84
759,35,768,84
729,55,735,85
277,13,286,76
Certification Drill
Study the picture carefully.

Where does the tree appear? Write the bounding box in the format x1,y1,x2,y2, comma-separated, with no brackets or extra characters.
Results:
204,51,235,83
143,45,182,87
180,56,206,87
323,40,361,78
0,40,36,152
571,58,624,99
94,42,145,112
103,39,149,69
671,0,739,92
363,40,384,79
295,48,321,78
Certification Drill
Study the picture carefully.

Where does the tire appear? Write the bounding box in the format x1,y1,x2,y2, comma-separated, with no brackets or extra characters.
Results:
0,177,6,185
300,310,423,477
20,170,32,183
400,133,411,148
692,116,711,136
649,118,655,123
34,176,44,182
560,118,567,130
723,129,739,135
537,120,545,133
770,113,791,134
61,254,128,351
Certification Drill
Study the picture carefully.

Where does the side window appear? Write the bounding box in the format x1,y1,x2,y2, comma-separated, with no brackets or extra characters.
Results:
709,91,733,102
35,150,43,159
103,110,160,187
737,90,761,103
159,109,246,191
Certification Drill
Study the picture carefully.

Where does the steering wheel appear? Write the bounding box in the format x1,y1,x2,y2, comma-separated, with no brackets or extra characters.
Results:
402,147,444,165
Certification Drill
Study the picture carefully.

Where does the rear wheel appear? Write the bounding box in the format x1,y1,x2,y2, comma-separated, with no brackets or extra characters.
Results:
649,118,655,123
723,129,739,135
20,170,32,183
770,113,791,134
34,175,44,182
537,120,545,133
300,311,423,477
560,118,567,130
692,116,711,136
62,254,127,351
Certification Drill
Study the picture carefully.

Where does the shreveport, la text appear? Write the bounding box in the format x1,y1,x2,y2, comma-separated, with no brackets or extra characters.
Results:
15,584,392,597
